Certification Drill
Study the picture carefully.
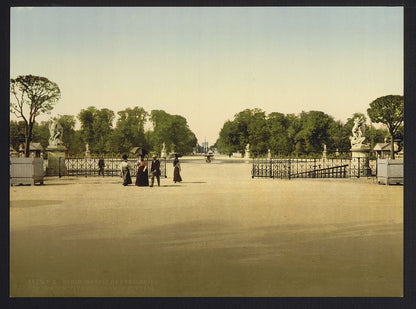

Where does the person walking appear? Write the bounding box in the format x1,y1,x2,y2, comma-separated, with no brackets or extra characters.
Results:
120,154,132,186
98,157,105,176
135,155,149,187
173,155,182,183
150,154,161,187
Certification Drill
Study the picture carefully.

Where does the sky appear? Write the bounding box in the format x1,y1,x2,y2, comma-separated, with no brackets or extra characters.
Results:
10,7,403,145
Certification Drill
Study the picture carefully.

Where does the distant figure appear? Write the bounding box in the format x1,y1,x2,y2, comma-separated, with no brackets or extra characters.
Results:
173,156,182,183
98,157,105,176
135,155,149,187
150,154,161,187
120,154,132,186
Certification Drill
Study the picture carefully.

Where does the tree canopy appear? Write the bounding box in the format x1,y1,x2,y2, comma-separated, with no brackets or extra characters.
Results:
215,108,389,158
367,95,404,158
10,75,61,156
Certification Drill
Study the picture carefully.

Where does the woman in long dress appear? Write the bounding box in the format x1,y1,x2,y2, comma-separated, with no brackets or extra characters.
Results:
135,155,149,186
173,157,182,183
120,154,132,186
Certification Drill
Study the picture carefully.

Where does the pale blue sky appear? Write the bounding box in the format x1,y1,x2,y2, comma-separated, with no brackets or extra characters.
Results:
10,7,403,145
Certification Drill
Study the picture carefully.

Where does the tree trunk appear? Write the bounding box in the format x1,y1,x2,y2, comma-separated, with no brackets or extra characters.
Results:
24,126,30,157
24,122,34,157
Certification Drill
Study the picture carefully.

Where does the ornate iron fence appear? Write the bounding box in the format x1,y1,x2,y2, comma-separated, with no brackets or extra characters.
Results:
63,157,167,178
251,158,376,179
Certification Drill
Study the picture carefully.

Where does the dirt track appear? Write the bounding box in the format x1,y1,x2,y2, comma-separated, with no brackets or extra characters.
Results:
10,161,403,297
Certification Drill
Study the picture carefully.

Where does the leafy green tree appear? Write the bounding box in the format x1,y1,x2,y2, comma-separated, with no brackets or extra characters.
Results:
367,95,404,159
247,110,269,156
215,108,269,156
328,120,349,154
295,111,335,155
78,107,115,154
92,108,115,153
285,114,302,156
78,106,97,148
233,109,254,153
31,121,50,149
10,75,61,157
108,107,148,154
149,110,197,154
215,120,240,155
267,112,292,156
56,115,86,155
9,120,26,151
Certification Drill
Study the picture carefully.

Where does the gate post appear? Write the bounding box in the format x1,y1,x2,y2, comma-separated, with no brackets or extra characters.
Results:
252,158,255,178
288,159,291,180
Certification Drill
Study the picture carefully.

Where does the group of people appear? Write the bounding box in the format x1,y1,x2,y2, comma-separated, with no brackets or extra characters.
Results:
120,154,182,187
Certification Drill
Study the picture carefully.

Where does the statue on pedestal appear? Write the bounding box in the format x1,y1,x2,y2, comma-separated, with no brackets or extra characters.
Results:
349,116,366,149
349,116,370,177
46,117,67,176
48,118,64,147
161,142,167,158
85,143,91,158
244,143,250,159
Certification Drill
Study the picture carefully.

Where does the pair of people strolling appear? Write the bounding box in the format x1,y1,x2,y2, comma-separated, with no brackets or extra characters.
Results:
135,154,161,187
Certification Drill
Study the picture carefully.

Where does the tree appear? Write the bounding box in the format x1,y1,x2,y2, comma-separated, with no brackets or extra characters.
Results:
91,108,115,153
294,111,335,155
149,110,197,154
108,107,148,154
78,106,97,148
215,109,269,156
31,121,50,149
78,107,115,154
9,120,26,151
215,120,240,155
10,75,61,157
267,112,292,156
367,95,404,159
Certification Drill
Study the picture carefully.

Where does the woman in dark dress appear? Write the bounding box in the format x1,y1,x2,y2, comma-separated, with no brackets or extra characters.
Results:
173,156,182,183
120,154,132,186
135,155,149,186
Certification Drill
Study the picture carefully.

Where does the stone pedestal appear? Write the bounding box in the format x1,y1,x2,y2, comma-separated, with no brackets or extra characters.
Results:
46,145,67,176
244,150,250,163
351,146,371,177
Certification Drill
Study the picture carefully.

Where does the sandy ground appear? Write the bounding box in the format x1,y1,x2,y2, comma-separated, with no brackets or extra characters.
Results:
9,160,403,297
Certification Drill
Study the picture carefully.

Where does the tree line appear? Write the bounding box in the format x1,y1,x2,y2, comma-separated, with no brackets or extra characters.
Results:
214,96,404,159
10,75,404,159
10,107,198,157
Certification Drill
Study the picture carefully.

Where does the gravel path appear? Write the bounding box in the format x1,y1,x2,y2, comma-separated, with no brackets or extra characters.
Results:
10,162,403,296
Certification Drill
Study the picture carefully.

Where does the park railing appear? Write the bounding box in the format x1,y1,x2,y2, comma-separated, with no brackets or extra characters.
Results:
251,157,376,179
63,157,167,178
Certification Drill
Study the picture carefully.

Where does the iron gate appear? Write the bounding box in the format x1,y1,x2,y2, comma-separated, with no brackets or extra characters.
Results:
251,158,375,179
63,157,167,178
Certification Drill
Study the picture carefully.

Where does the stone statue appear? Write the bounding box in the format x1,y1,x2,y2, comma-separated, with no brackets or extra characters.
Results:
349,116,366,148
161,142,167,158
85,143,90,158
48,118,64,147
244,143,250,159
